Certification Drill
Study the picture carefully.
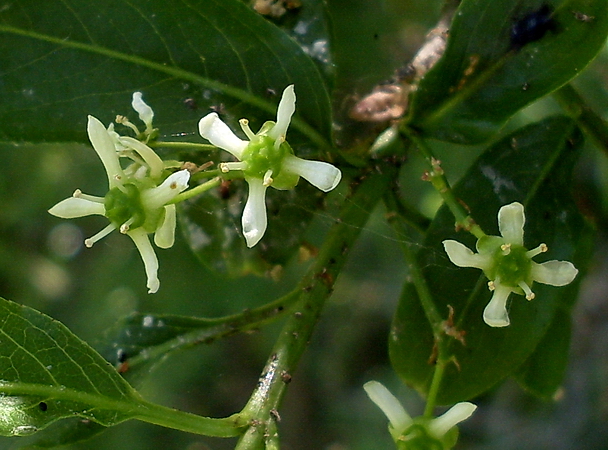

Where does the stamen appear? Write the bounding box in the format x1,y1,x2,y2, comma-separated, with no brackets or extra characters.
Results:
72,189,104,203
526,243,548,258
239,118,256,139
518,281,535,300
274,135,285,150
119,217,136,234
501,243,512,255
84,223,116,248
115,115,141,136
219,161,248,173
263,169,274,186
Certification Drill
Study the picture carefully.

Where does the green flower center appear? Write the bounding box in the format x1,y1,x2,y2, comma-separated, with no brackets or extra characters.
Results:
397,423,451,450
492,244,532,287
104,184,146,229
241,134,289,179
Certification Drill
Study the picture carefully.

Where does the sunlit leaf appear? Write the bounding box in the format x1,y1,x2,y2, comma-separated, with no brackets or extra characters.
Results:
0,296,141,436
0,297,242,441
390,116,595,404
406,0,608,143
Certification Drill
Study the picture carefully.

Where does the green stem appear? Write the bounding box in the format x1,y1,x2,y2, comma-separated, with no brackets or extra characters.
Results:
402,127,485,239
134,399,247,438
554,83,608,156
0,25,331,152
423,358,447,417
121,288,301,374
235,163,398,448
169,177,221,204
151,141,217,152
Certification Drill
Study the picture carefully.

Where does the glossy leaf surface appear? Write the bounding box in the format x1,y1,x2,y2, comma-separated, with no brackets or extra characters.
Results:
0,296,141,436
406,0,608,143
390,116,594,404
0,0,331,144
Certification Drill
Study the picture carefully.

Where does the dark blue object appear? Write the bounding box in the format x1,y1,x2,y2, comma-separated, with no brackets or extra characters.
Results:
511,4,556,49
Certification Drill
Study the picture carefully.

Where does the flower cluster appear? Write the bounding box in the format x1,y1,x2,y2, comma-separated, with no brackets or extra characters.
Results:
443,202,578,327
49,94,189,294
198,85,342,247
364,381,476,449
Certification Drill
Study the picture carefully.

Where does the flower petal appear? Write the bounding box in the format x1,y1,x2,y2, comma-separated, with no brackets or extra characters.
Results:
242,177,269,248
443,240,492,270
363,381,412,439
531,260,578,286
127,228,160,294
48,197,105,218
118,136,164,179
140,169,190,210
87,115,125,188
483,283,512,327
282,155,341,192
154,204,177,249
132,92,154,131
498,202,525,246
428,402,477,438
269,85,296,141
198,113,248,159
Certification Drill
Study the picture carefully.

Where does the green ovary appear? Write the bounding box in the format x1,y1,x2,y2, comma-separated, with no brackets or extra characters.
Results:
241,135,290,179
493,245,532,287
104,184,146,229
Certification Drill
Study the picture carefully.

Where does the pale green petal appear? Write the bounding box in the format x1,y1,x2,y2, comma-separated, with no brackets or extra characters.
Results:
118,136,164,179
198,113,248,159
269,85,295,141
87,115,124,188
498,202,525,246
443,240,492,270
48,197,105,218
428,402,477,438
242,177,268,248
127,228,160,294
531,260,578,286
483,284,512,327
132,92,154,131
363,381,412,439
154,205,176,249
282,155,341,192
140,170,190,210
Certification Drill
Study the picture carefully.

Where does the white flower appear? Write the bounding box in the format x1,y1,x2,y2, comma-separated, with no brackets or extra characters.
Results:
363,381,476,448
49,115,190,293
198,85,342,247
443,202,578,327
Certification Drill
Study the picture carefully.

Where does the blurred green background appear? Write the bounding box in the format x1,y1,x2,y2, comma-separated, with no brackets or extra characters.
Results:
2,0,608,449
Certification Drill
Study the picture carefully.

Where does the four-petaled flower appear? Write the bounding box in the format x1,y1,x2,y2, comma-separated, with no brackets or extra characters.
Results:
198,85,342,247
364,380,476,449
49,112,190,294
443,202,578,327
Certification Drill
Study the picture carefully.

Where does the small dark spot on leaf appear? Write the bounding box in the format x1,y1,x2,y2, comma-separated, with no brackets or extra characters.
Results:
39,402,48,412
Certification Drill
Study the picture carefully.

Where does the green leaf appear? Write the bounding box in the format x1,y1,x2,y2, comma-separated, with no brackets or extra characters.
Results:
95,292,294,383
0,296,142,436
406,0,608,143
0,296,243,438
513,308,572,399
0,0,331,146
389,116,594,404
